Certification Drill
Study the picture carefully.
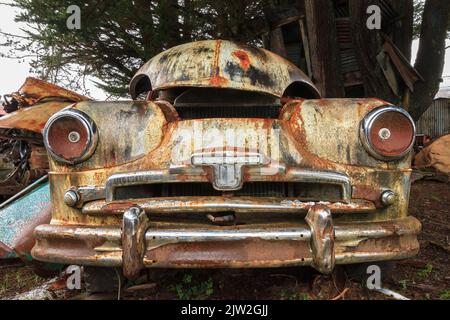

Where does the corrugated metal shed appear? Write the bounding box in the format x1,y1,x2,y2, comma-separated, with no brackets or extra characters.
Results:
416,89,450,138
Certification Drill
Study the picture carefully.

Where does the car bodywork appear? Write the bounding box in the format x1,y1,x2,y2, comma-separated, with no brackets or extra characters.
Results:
31,40,421,279
0,78,88,260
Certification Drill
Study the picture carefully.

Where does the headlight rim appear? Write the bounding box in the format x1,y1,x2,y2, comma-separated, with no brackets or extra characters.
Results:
43,108,98,165
360,105,415,161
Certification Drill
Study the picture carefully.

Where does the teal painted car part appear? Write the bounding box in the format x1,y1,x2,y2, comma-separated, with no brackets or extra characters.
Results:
0,182,51,260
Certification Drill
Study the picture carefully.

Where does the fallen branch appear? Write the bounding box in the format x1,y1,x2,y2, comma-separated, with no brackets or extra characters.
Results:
125,283,157,293
331,288,350,300
408,283,437,292
428,240,450,253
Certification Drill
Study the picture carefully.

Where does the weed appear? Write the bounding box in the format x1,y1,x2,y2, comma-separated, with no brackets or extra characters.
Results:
280,289,310,300
439,290,450,300
398,279,409,289
15,272,23,285
417,264,433,278
171,273,214,300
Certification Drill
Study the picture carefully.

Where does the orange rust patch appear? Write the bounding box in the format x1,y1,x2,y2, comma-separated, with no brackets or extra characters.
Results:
233,50,251,71
211,40,222,76
209,75,228,86
102,202,136,213
288,103,338,170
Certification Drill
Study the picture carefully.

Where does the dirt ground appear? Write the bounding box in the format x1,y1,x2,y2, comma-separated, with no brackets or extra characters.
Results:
0,179,449,300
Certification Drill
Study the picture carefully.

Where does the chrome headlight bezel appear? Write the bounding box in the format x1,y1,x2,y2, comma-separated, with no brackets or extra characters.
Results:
43,108,98,165
360,106,416,161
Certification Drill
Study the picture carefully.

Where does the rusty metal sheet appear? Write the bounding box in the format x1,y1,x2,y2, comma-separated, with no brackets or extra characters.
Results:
0,182,51,260
0,100,75,133
10,77,88,107
130,40,320,99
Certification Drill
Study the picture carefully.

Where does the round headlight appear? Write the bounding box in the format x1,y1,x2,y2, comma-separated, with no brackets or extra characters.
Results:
360,106,415,161
44,109,98,164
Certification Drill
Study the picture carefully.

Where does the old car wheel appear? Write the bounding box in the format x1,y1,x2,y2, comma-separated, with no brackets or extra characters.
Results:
84,267,124,294
344,261,396,284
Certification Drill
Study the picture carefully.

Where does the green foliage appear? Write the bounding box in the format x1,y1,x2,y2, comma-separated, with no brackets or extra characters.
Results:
280,289,310,300
2,0,447,99
416,263,433,278
413,0,450,40
171,273,214,300
413,0,425,39
439,290,450,300
2,0,267,97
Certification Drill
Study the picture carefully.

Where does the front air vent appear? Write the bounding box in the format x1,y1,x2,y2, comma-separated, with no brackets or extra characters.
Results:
176,106,281,119
114,182,342,201
169,87,282,119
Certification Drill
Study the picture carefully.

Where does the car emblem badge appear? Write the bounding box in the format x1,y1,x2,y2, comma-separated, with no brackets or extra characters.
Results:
191,149,267,191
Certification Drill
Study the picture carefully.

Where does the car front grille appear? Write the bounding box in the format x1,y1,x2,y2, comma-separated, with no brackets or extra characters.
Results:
176,106,281,119
114,182,342,201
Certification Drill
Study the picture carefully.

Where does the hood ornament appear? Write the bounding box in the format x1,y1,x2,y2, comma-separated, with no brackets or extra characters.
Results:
191,148,268,191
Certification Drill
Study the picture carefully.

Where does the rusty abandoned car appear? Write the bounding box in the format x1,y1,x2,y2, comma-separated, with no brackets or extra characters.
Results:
27,40,420,288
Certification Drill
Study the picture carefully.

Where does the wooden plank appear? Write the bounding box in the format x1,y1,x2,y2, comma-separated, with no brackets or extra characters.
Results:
304,0,345,97
269,28,287,58
299,18,312,78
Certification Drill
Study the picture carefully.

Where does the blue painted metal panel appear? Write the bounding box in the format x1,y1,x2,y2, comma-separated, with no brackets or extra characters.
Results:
0,183,51,259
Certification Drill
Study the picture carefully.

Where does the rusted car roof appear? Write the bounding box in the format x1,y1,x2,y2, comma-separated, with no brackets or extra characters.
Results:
130,39,320,99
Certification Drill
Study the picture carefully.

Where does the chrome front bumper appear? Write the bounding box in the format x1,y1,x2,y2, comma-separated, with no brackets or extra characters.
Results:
32,207,421,279
33,168,419,278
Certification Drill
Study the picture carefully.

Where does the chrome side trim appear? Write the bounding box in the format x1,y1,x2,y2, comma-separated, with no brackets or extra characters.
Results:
146,228,310,242
286,169,352,200
360,106,416,161
105,170,196,202
34,216,421,245
82,197,374,215
43,108,98,165
105,168,352,202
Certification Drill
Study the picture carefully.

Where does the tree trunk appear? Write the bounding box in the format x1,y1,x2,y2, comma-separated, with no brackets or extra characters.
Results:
304,0,345,97
390,0,414,62
410,0,450,120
